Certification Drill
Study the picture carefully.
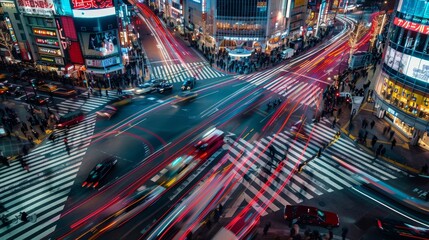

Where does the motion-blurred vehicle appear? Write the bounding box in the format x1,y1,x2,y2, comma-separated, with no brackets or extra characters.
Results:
156,82,173,93
56,110,85,128
5,84,25,97
111,94,133,106
0,83,8,95
82,157,117,188
281,48,295,59
377,218,429,239
96,105,118,119
156,156,196,188
29,78,45,87
25,94,50,106
291,116,308,140
133,83,155,95
284,205,340,228
37,84,58,93
149,79,165,88
52,88,76,97
181,77,196,90
175,91,198,102
193,128,225,160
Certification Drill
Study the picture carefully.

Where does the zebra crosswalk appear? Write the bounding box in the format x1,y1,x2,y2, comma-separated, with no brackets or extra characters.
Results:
0,114,97,239
55,91,119,115
151,62,225,83
241,71,323,108
224,118,407,217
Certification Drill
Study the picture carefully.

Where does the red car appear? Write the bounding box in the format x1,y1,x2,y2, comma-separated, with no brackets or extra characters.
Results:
56,110,85,129
193,128,224,160
284,205,340,229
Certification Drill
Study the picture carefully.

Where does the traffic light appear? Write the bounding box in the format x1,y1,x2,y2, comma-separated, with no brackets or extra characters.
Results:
317,147,322,158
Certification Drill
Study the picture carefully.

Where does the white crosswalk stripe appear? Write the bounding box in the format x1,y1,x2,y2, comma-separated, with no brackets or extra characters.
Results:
224,119,407,216
151,62,225,83
0,114,97,239
54,91,119,115
243,75,323,108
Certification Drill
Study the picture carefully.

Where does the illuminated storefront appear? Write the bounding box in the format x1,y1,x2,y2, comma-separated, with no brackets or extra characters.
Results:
374,0,429,149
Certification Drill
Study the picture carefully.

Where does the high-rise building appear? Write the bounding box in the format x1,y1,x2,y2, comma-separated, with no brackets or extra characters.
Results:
168,0,308,54
374,0,429,148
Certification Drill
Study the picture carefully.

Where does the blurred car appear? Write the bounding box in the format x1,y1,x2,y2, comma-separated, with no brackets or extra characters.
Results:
56,110,85,129
96,105,117,119
133,83,155,95
175,91,198,102
25,94,50,106
156,82,173,93
284,205,340,228
0,83,9,95
29,78,46,87
52,88,76,97
5,84,25,97
112,94,133,106
156,155,194,188
82,157,117,188
149,79,165,88
181,77,196,91
377,218,429,239
193,128,225,160
37,84,58,93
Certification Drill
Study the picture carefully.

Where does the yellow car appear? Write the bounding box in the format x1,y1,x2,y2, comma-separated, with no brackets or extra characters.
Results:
0,84,8,95
175,91,198,102
37,84,58,92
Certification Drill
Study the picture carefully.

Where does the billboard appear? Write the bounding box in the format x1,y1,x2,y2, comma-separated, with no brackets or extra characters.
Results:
384,46,429,83
17,0,54,16
80,30,119,57
71,0,113,9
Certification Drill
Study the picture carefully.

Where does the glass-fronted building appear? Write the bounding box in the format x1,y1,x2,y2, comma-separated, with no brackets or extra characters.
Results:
374,0,429,148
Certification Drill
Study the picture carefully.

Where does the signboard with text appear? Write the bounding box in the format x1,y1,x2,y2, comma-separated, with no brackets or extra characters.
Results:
17,0,54,16
71,0,113,9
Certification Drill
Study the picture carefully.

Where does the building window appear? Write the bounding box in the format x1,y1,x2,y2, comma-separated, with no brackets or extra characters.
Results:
18,23,23,30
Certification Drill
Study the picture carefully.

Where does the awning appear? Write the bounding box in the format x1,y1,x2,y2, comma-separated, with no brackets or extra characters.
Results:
86,65,124,74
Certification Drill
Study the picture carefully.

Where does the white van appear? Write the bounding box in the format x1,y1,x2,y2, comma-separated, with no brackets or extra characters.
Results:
281,48,295,59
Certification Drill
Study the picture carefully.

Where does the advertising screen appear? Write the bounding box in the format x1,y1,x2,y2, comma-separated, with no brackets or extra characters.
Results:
17,0,54,16
71,0,113,9
80,30,119,57
385,46,429,83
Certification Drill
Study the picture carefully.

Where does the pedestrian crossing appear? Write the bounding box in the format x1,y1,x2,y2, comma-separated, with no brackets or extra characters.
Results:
241,71,323,108
224,118,407,217
55,91,119,115
0,114,97,239
151,62,225,83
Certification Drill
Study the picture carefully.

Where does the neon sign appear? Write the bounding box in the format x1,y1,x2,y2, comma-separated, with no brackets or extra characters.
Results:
393,17,429,34
71,0,113,9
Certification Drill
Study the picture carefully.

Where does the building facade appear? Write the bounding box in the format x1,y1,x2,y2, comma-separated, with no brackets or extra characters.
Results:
374,0,429,149
157,0,308,55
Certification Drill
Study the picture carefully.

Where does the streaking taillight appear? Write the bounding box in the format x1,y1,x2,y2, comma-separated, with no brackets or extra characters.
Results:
93,182,99,188
377,219,383,230
82,182,87,187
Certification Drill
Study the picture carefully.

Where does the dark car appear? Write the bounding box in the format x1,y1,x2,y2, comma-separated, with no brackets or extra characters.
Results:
181,77,196,91
29,78,46,87
157,82,173,93
149,79,166,88
284,205,340,229
52,88,76,97
82,157,117,188
377,218,429,239
25,94,50,106
6,85,26,98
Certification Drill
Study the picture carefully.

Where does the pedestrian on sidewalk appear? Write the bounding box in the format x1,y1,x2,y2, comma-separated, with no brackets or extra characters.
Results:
387,125,391,134
370,120,375,129
421,164,428,174
375,146,381,160
331,118,336,129
362,119,368,129
341,227,348,240
391,138,397,149
105,89,109,97
389,130,395,140
337,108,342,117
383,126,388,135
263,222,271,235
371,135,378,148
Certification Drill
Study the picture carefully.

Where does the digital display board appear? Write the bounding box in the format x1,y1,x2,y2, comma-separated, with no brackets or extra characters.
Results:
71,0,113,9
17,0,54,16
385,46,429,83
